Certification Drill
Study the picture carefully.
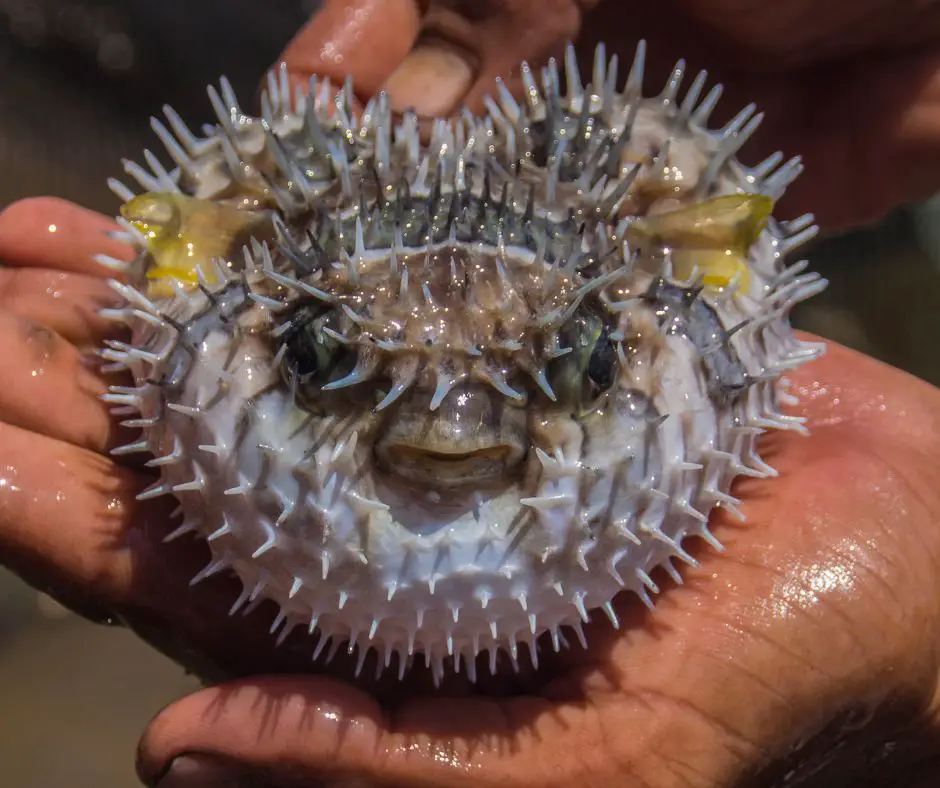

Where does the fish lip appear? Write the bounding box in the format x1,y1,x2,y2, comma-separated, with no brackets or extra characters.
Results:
375,443,526,487
388,444,512,463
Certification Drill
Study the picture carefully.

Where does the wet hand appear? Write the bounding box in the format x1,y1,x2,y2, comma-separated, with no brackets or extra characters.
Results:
134,337,940,787
0,198,430,683
276,0,940,229
0,199,936,786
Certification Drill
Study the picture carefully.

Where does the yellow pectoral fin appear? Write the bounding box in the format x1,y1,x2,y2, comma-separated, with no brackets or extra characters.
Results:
145,265,201,284
629,193,774,250
121,192,180,243
144,259,224,299
627,193,773,289
669,248,750,290
121,191,265,295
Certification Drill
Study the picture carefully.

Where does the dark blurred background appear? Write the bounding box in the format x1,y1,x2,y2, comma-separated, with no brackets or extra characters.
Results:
0,1,936,785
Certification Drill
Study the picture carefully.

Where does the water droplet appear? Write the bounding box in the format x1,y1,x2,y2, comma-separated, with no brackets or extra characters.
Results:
0,477,21,493
106,496,125,515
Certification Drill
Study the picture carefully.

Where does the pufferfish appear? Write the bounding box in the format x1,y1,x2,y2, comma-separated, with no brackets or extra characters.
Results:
97,42,826,685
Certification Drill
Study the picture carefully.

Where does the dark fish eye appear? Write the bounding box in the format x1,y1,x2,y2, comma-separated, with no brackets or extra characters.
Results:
586,323,617,391
547,310,620,413
279,303,345,382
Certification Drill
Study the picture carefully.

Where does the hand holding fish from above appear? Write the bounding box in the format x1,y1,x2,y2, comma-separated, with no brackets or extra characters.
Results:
278,0,940,229
2,1,940,786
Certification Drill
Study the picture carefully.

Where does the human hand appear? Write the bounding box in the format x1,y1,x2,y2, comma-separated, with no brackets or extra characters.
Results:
0,198,434,686
274,0,940,230
0,197,937,786
132,332,940,787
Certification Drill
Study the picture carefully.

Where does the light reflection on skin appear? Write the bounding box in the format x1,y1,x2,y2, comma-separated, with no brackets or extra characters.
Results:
1,460,74,509
768,537,863,621
794,378,908,429
432,744,467,769
319,708,341,723
0,464,21,495
317,0,383,67
384,739,483,777
774,561,856,617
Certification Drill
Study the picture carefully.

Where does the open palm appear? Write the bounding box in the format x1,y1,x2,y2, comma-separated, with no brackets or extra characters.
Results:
1,199,938,787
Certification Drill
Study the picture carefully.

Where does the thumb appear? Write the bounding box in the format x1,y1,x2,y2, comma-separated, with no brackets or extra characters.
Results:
276,0,422,102
136,674,555,788
137,677,394,787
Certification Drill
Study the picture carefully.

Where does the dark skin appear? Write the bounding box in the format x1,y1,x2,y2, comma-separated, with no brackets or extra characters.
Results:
1,2,940,785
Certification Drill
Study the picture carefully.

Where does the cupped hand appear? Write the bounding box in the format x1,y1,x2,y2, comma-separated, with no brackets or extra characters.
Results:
136,332,940,787
0,196,939,787
275,0,940,230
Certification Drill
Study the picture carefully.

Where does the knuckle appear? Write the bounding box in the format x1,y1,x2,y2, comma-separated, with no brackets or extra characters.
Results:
10,311,63,363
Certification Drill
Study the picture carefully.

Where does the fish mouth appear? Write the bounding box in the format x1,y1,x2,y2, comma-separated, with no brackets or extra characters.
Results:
392,445,512,462
377,444,523,486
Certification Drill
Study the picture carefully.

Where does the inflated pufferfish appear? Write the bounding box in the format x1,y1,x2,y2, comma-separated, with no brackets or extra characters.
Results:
97,42,827,686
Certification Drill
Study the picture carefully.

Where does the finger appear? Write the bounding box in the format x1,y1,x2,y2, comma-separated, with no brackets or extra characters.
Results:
0,419,148,604
0,417,348,686
277,0,423,101
138,675,588,788
382,0,597,116
788,334,940,451
0,310,130,453
138,678,387,788
146,754,252,788
0,267,124,348
0,197,134,278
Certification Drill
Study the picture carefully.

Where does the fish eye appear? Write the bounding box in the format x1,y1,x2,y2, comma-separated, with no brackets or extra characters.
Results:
548,310,620,411
586,323,617,393
277,302,351,390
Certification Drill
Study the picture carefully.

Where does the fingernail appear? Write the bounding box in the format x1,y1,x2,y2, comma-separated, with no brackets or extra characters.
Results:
384,45,474,116
155,754,249,788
